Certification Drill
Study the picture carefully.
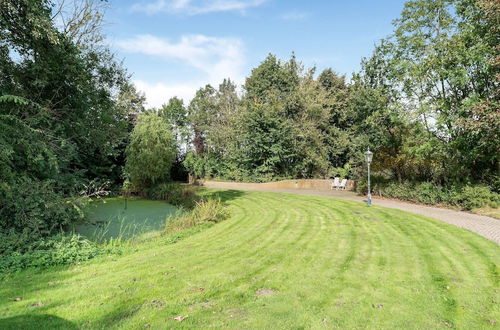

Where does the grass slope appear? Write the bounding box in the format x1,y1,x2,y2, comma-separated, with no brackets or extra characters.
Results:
1,190,499,329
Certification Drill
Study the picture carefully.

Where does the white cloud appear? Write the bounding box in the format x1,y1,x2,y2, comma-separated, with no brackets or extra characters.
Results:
132,0,266,15
117,34,244,82
134,80,200,107
281,11,308,21
116,34,246,107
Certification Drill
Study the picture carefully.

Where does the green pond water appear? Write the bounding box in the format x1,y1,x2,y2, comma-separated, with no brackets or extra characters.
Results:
72,198,178,241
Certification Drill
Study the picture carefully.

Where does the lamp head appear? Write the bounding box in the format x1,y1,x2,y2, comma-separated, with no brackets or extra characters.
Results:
364,148,373,164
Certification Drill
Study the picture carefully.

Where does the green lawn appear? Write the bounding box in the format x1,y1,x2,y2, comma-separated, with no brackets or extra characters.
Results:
72,198,178,241
1,190,499,329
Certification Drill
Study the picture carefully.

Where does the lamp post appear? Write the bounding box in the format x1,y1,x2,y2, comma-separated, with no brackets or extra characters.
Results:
364,148,373,206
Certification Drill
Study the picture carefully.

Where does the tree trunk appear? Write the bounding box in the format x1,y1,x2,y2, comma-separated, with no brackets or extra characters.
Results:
193,127,205,154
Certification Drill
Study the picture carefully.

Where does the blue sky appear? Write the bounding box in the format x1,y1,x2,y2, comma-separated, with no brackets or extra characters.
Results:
105,0,407,107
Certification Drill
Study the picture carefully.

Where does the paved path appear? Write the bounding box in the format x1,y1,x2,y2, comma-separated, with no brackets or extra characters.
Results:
203,181,500,245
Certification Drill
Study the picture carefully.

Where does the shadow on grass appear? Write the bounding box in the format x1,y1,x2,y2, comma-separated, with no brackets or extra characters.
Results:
0,314,77,329
202,189,246,204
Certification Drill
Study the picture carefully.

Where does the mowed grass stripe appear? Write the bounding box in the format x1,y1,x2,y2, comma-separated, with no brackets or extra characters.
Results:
385,207,497,283
0,189,498,329
388,212,459,322
222,194,318,285
377,207,498,326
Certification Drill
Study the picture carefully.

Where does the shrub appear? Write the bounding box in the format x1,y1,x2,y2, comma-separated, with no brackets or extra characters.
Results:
0,178,85,236
0,229,38,255
329,164,353,179
381,182,446,205
147,182,197,209
414,182,445,205
0,233,120,273
165,198,229,234
355,175,391,196
448,185,500,210
356,179,499,211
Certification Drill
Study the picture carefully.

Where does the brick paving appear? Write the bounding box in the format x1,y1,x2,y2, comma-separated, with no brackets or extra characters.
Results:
203,181,500,245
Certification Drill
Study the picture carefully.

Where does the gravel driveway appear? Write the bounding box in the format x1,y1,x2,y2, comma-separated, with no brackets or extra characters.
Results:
203,181,500,245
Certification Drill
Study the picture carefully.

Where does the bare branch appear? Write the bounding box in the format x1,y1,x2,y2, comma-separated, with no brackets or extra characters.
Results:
51,0,108,50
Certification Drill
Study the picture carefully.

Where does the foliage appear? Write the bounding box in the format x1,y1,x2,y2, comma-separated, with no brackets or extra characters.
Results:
164,198,229,233
159,97,188,139
177,27,499,191
0,178,85,235
244,53,300,101
159,96,189,182
0,233,119,273
329,164,353,179
357,179,499,210
451,185,500,210
356,0,500,184
0,0,143,238
147,183,197,209
1,0,498,254
238,102,297,178
125,113,176,189
181,56,350,182
183,151,208,178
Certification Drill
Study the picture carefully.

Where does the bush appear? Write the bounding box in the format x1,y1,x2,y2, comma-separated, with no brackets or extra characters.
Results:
0,229,37,255
329,164,353,179
448,185,500,210
0,233,120,273
381,182,446,205
356,179,499,211
0,178,85,236
147,182,197,209
165,198,228,234
355,174,391,196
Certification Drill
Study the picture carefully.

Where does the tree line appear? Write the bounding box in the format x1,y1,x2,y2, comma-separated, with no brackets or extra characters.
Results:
139,0,498,191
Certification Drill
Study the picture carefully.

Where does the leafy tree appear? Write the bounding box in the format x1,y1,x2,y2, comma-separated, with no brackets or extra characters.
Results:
159,97,190,180
209,79,241,156
159,96,188,148
238,102,297,180
160,97,187,129
376,0,497,180
244,54,300,102
1,0,135,181
187,85,218,154
125,114,176,188
317,68,354,169
0,0,141,237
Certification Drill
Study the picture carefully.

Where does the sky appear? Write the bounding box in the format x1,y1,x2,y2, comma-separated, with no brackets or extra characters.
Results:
104,0,408,107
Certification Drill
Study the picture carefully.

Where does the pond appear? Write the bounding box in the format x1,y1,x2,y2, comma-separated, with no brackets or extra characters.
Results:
71,197,178,241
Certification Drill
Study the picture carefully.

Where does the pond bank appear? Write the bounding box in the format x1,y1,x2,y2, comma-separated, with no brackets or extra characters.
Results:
71,197,178,241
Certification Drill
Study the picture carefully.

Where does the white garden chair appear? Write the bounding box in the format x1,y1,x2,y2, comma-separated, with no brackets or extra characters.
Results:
338,179,347,190
331,177,340,190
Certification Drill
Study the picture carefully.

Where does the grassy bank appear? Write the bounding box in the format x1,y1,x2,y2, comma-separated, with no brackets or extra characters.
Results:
0,189,498,329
